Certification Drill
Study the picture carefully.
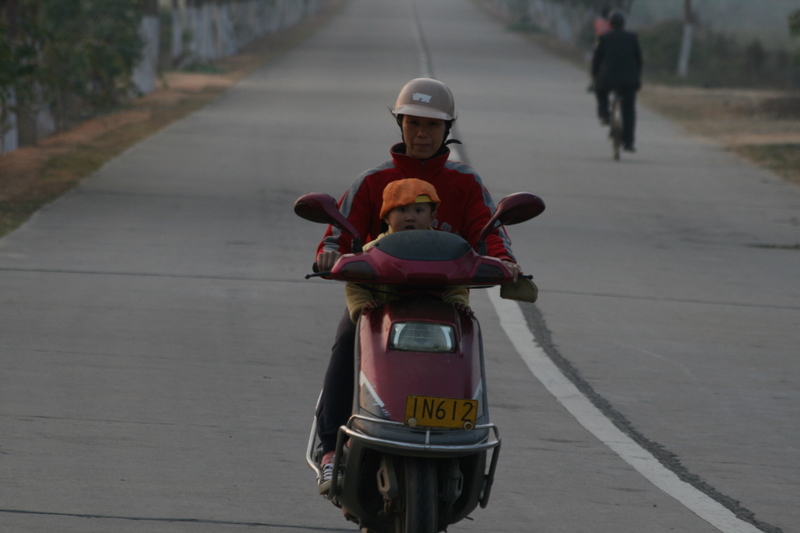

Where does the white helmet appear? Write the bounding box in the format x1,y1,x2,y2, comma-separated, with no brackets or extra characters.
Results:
392,78,457,122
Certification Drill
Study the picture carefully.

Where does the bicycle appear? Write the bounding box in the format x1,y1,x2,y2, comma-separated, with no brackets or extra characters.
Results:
608,90,623,161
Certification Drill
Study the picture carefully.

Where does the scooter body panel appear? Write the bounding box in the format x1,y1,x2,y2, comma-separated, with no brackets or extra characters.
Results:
330,297,496,532
297,193,548,532
358,297,486,427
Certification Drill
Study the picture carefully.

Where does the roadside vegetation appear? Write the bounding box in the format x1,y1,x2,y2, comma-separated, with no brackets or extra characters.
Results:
635,9,800,187
637,20,798,89
0,0,345,239
0,1,144,141
0,0,797,240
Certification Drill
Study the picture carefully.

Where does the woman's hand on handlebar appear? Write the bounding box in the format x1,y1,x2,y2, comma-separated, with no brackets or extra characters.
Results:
362,299,382,313
454,303,474,317
317,251,343,272
502,260,521,282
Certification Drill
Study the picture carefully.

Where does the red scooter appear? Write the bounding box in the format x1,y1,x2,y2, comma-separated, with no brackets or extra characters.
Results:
296,191,545,533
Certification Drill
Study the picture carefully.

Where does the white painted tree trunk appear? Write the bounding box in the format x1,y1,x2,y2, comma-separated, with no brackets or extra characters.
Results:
171,1,185,63
0,91,19,155
189,2,214,62
677,0,693,78
202,2,216,61
133,15,160,94
677,22,693,78
214,2,237,58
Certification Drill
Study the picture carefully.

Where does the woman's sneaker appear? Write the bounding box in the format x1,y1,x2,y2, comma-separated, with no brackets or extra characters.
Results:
318,451,342,495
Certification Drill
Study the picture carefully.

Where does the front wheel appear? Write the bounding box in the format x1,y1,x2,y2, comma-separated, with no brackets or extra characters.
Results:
397,458,438,533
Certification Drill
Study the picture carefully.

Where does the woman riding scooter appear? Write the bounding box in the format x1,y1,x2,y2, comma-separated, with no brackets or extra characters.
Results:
313,78,524,490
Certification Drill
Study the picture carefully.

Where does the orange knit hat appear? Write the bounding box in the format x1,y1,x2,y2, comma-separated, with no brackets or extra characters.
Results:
380,179,441,219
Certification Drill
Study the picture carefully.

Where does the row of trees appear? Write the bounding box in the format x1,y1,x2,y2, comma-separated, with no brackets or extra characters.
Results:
0,0,146,152
495,0,800,87
0,0,156,153
676,2,800,79
645,2,800,87
0,0,322,154
167,0,320,68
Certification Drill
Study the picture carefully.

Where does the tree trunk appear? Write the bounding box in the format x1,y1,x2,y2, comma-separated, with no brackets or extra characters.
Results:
677,0,693,78
133,0,160,94
1,0,20,153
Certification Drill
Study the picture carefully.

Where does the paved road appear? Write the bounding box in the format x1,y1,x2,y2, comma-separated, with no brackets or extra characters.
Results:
1,1,798,532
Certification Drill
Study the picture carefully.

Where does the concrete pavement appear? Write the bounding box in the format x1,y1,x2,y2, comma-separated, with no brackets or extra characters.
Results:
1,0,798,531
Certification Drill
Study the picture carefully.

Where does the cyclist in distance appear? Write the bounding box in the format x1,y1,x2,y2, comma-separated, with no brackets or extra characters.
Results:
591,11,643,152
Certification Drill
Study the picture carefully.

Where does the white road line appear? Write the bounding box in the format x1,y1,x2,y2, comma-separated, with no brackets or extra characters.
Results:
413,3,757,527
487,290,762,533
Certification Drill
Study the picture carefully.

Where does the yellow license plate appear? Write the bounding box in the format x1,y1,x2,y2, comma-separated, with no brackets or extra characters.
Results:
404,395,478,430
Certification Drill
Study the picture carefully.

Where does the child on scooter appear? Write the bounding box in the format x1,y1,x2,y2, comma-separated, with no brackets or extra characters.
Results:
317,179,473,489
344,178,471,324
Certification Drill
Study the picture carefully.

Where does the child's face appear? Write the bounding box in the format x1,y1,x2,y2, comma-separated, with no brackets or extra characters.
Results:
384,203,436,232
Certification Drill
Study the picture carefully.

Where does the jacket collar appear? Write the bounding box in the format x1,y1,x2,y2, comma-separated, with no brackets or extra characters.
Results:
390,143,450,180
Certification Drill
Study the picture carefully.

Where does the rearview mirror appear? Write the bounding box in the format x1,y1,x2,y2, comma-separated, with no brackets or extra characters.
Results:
476,192,545,246
294,193,363,252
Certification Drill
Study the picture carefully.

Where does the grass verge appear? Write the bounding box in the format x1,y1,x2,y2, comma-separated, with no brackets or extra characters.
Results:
733,144,800,185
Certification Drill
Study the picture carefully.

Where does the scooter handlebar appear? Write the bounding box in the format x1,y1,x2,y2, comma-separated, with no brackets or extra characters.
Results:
305,262,332,279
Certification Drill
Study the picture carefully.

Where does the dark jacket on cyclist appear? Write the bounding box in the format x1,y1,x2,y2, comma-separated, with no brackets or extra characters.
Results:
591,12,642,150
591,27,643,92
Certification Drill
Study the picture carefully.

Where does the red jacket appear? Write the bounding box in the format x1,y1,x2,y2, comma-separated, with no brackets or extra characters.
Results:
317,143,516,262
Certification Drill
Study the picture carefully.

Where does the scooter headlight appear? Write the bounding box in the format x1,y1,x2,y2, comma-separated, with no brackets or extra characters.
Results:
389,322,456,353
